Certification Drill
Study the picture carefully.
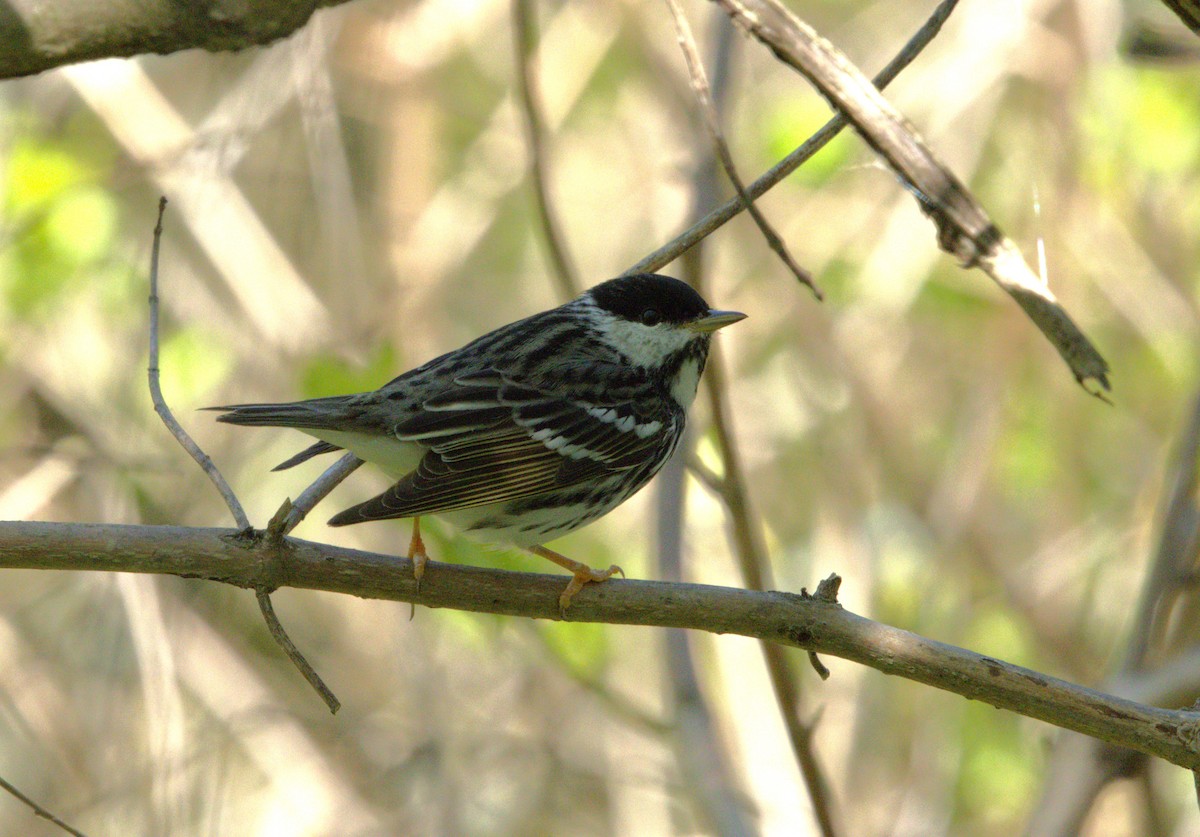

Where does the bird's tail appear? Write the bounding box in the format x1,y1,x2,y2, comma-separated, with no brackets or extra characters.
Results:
205,396,356,430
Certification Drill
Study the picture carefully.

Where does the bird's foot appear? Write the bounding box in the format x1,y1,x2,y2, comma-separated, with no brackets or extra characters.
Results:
407,519,429,620
529,546,624,616
558,563,624,615
407,518,428,588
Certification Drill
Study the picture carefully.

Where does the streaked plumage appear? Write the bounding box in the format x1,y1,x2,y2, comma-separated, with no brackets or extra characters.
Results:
212,274,745,609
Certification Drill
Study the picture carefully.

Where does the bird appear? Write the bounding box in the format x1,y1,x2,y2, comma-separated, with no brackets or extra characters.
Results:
210,273,746,612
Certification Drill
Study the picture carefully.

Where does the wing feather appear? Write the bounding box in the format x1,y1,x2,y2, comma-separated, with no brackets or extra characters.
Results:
328,370,678,525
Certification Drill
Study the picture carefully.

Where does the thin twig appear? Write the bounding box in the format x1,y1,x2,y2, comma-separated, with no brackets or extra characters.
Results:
627,0,960,277
148,197,250,531
267,452,364,540
512,0,583,300
686,455,726,497
0,773,89,837
1123,389,1200,671
664,0,821,299
703,342,841,836
672,13,839,832
149,198,339,712
255,588,341,714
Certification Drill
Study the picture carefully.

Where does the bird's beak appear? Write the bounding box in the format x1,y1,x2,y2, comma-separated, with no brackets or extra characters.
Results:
684,309,747,334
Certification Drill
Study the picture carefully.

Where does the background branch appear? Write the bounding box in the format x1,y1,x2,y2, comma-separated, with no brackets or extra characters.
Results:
512,0,583,300
707,0,1109,392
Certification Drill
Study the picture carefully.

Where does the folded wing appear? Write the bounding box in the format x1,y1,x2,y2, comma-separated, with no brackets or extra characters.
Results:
328,371,676,525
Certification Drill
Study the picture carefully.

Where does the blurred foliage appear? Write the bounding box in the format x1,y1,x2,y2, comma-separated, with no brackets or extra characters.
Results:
1,0,1200,835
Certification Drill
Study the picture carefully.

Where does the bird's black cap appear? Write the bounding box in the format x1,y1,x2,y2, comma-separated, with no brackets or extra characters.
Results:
587,274,711,326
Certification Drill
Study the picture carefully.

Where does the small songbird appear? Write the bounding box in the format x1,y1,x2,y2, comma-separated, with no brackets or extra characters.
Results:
211,274,745,611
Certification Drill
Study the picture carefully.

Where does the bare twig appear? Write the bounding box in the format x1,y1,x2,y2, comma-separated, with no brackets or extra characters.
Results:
267,452,364,540
512,0,583,300
708,0,1110,393
665,0,820,298
0,773,89,837
148,197,250,531
255,588,340,714
658,455,755,836
1124,390,1200,671
5,520,1200,768
627,0,960,277
149,198,338,711
1033,391,1200,830
703,342,841,835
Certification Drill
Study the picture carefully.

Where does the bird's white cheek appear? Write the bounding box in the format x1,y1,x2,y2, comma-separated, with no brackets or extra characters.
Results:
670,358,702,408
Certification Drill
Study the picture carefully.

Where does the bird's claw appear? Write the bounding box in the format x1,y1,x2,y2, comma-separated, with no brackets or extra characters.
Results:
558,563,624,617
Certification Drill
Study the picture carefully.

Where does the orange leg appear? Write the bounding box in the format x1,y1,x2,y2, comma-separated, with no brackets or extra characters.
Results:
529,545,623,614
407,517,429,583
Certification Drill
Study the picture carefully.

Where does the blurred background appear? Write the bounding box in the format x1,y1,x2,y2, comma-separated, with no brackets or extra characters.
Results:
1,0,1199,833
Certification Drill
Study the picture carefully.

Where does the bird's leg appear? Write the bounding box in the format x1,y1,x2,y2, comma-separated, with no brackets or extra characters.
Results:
407,516,429,584
529,545,624,614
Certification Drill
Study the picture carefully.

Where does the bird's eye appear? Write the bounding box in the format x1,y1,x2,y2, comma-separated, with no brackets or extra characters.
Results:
640,309,662,326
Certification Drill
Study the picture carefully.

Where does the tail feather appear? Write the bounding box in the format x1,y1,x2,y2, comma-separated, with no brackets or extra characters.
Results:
206,396,355,430
273,440,343,471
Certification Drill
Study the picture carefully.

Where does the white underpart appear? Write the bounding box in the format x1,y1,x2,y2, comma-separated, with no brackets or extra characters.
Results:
307,428,424,480
670,357,702,409
589,306,704,409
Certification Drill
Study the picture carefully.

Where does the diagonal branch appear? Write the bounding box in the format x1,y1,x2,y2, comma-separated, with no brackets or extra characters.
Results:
708,0,1110,394
0,773,89,837
4,520,1200,771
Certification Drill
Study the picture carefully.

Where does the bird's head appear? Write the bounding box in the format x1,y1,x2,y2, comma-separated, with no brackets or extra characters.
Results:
583,273,745,365
581,273,745,406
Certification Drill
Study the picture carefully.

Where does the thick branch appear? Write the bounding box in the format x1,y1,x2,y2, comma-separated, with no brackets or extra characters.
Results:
0,0,346,80
3,520,1200,768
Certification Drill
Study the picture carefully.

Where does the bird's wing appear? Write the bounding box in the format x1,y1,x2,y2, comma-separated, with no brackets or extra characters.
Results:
327,370,677,524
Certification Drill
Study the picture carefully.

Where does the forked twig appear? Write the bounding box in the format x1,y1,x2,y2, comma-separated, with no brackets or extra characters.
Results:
665,0,821,299
148,198,340,713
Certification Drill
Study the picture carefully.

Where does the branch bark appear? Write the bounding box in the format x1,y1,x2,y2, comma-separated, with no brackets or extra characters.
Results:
4,519,1200,769
0,0,347,80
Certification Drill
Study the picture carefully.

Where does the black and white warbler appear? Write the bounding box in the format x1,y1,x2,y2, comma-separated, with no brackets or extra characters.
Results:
212,274,745,610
